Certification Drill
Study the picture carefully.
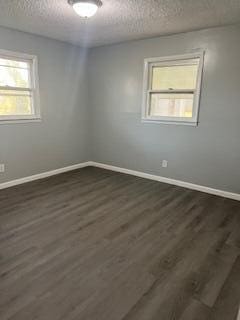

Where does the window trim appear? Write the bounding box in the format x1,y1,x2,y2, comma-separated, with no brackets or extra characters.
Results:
141,52,204,126
0,49,41,124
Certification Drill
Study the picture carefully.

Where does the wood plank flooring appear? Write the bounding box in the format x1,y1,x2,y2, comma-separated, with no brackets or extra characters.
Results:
0,166,240,320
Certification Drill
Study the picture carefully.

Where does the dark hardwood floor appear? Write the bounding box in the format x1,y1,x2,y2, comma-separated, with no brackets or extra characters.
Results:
0,166,240,320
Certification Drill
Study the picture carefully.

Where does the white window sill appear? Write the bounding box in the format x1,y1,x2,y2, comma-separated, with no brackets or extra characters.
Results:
0,118,42,125
141,119,198,126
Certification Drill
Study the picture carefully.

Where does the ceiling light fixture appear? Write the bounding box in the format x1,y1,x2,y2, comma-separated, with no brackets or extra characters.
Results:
68,0,102,18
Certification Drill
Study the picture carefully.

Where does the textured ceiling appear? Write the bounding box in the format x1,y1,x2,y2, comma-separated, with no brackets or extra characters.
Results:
0,0,240,47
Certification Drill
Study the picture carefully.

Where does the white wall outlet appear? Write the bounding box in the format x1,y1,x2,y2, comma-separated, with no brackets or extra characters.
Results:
0,164,5,173
162,160,168,168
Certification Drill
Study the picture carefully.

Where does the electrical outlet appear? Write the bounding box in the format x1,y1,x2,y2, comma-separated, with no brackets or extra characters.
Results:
0,164,5,173
162,160,168,168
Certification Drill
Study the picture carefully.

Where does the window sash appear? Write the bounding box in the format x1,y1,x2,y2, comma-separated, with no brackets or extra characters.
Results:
146,94,195,122
0,67,32,89
148,92,194,119
148,61,199,91
0,56,33,88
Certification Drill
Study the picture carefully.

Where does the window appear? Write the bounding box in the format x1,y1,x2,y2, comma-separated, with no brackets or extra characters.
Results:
142,52,204,125
0,50,40,123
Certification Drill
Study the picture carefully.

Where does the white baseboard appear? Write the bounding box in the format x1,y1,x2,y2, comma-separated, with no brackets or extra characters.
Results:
89,161,240,201
0,162,91,190
0,160,239,201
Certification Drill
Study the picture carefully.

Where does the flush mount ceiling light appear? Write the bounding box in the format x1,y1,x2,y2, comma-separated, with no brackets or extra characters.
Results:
68,0,102,18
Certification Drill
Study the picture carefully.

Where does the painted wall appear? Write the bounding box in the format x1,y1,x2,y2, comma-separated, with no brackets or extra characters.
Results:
0,27,89,183
88,25,240,193
1,24,240,193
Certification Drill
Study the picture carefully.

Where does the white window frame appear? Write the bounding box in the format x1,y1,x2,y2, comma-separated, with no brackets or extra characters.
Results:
142,52,204,126
0,49,40,124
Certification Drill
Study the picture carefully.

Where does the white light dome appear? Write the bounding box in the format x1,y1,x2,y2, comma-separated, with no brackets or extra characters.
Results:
69,0,102,18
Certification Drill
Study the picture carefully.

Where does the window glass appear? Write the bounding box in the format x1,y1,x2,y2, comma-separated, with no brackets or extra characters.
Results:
0,90,32,116
151,64,198,91
149,93,194,118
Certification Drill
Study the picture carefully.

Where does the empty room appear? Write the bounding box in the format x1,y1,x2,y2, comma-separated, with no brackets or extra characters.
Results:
1,0,240,319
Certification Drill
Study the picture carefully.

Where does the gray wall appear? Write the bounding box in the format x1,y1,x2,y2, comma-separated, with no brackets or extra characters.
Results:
88,25,240,193
0,27,89,183
1,24,240,194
